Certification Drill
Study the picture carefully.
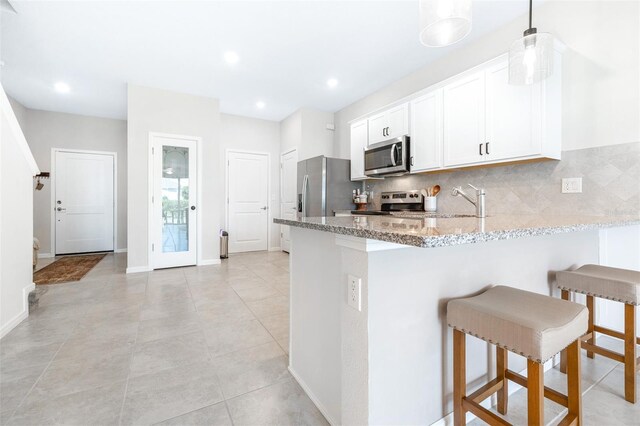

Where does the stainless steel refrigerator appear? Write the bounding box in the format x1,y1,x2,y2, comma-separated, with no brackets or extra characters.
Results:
297,156,359,218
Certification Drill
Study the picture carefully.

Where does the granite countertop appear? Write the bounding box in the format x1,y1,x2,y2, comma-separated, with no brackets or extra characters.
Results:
273,213,640,248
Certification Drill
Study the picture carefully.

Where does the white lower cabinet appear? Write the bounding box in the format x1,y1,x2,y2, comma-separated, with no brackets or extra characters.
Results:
350,119,368,180
410,89,443,172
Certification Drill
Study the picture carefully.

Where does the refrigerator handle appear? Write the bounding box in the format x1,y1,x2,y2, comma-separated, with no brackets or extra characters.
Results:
301,175,309,218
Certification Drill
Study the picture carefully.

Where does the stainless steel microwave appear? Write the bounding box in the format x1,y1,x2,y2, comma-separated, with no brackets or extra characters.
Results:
364,136,410,177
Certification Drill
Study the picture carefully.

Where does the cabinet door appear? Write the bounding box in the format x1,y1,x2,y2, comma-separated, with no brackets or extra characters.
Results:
443,71,486,167
350,120,368,180
367,111,389,145
410,90,443,172
386,103,409,139
485,60,541,160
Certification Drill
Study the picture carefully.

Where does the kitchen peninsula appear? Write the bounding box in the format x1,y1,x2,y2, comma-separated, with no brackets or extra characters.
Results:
274,214,640,425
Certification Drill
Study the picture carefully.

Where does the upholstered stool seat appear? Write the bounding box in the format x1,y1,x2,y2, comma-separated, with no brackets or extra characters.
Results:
447,286,587,425
557,264,640,403
557,264,640,305
448,285,588,363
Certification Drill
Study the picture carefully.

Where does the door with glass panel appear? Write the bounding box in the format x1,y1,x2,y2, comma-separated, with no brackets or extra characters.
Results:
151,135,198,269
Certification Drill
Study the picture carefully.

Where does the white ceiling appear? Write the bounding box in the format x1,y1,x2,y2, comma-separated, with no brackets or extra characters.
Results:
0,0,538,122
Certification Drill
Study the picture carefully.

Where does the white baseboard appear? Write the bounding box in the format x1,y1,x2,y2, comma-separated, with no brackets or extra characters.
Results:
268,247,282,252
37,252,54,259
289,367,337,426
0,283,35,339
198,258,222,266
126,265,151,274
430,356,558,426
114,248,128,253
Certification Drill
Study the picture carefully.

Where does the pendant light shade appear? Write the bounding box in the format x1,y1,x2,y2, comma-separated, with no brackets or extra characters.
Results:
419,0,472,47
508,0,554,85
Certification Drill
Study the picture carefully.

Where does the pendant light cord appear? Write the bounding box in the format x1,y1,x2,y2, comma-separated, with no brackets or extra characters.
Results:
528,0,533,30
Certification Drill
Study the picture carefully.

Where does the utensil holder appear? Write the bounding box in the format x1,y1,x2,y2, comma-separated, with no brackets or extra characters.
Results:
424,196,437,212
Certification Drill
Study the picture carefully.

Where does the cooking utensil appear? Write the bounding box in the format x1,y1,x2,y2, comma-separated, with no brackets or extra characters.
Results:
432,185,441,197
421,188,428,198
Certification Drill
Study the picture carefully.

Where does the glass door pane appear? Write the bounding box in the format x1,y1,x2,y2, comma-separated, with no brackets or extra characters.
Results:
161,146,189,253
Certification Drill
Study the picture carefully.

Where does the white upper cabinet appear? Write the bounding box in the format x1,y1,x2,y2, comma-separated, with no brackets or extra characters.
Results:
348,48,562,175
443,71,486,167
410,89,443,172
350,119,368,181
367,103,409,145
485,58,541,161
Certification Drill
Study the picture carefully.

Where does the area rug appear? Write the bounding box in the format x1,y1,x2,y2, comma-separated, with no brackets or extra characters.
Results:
34,253,107,285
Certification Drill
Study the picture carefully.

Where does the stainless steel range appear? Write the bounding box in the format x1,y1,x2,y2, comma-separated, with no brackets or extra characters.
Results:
351,190,424,215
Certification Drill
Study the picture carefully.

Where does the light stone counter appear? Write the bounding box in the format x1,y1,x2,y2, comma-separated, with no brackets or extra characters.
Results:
274,213,640,248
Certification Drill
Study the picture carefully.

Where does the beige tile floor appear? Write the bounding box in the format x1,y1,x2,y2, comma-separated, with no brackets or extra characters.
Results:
1,252,328,425
4,253,640,425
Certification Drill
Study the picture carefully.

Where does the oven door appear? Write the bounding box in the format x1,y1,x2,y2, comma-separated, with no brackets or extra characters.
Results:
364,137,409,177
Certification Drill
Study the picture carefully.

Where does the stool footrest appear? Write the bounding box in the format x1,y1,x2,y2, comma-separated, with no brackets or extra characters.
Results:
593,324,640,344
461,398,511,426
581,341,625,363
468,377,504,404
505,369,569,407
556,413,579,426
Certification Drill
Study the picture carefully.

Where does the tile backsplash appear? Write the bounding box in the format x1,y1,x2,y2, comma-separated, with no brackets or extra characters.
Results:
364,142,640,217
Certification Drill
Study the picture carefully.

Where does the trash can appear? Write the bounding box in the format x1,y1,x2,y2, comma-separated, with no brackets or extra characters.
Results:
220,231,229,259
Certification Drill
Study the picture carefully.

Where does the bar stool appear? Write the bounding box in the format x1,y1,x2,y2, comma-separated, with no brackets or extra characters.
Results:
557,264,640,403
447,286,588,426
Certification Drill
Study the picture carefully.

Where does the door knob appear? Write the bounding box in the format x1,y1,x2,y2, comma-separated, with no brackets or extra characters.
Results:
190,206,196,210
56,207,66,212
57,200,62,205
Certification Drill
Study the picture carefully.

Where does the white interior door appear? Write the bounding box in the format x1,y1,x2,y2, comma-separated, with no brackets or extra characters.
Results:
151,136,198,269
55,151,114,254
228,151,269,253
280,149,297,252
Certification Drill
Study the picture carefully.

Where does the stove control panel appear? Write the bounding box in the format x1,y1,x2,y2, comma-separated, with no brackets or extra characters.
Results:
380,190,423,204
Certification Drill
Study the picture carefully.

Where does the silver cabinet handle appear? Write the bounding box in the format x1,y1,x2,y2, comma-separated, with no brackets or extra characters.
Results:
56,207,66,212
260,206,268,210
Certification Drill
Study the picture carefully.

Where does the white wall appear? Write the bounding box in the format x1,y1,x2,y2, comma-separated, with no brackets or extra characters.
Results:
8,96,27,133
220,113,281,250
334,0,640,157
280,107,335,161
19,108,127,255
127,85,221,271
0,86,39,338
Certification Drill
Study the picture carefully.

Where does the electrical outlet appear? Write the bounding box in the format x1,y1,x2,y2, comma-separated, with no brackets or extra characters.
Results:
347,274,361,311
562,178,583,194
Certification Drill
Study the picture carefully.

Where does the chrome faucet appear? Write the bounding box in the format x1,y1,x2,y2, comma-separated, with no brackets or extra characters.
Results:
451,184,486,218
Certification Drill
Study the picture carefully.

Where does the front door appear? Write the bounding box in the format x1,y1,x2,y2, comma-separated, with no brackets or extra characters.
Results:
151,135,198,269
227,151,269,253
280,149,297,252
54,150,114,254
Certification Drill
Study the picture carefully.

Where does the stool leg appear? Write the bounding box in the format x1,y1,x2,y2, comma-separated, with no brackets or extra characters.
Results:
497,347,508,415
560,290,569,374
566,339,583,425
453,329,467,426
527,360,544,426
624,304,636,403
586,295,595,359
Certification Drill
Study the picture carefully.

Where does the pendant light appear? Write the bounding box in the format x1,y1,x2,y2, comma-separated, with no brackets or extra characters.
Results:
419,0,472,47
509,0,554,85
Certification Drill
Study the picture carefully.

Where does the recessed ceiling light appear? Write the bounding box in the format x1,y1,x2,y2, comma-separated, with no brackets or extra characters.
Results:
54,82,70,93
256,101,266,109
224,51,239,64
327,78,338,88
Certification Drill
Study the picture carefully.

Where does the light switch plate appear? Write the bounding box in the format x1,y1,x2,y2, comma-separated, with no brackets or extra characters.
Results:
347,274,361,311
562,178,583,193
